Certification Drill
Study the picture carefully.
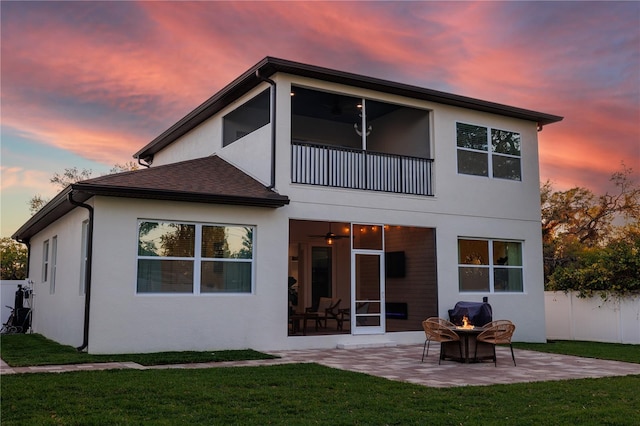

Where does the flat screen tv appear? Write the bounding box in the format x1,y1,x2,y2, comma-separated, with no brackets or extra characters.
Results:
385,251,405,278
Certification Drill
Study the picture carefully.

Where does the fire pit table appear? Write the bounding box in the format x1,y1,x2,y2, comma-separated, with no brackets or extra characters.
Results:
441,326,493,363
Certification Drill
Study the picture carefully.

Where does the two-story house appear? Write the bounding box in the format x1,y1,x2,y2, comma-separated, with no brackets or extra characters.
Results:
13,57,562,354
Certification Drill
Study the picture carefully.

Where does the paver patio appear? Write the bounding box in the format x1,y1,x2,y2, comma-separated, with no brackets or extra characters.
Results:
2,344,639,388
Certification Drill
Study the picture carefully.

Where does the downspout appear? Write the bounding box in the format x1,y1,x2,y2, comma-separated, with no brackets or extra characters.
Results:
68,191,94,352
256,70,277,189
137,156,152,168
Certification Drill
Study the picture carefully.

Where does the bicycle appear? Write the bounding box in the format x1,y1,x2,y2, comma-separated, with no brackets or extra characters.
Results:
0,304,32,334
1,305,22,334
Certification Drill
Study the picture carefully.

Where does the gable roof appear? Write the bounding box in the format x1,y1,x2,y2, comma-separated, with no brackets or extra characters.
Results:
133,56,563,161
12,156,289,242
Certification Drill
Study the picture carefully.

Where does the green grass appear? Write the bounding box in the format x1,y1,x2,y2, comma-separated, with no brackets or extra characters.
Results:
0,334,276,367
513,340,640,364
2,335,639,424
2,364,639,425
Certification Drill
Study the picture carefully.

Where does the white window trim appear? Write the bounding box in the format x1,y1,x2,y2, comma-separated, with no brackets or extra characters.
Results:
456,122,522,180
50,236,58,294
136,220,256,295
458,237,524,293
42,239,49,283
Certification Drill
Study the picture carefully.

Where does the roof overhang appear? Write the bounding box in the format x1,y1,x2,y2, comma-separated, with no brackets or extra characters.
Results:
134,56,564,161
12,156,290,242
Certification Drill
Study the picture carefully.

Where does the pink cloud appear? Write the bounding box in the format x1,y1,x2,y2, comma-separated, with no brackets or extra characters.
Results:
1,0,637,199
0,166,52,194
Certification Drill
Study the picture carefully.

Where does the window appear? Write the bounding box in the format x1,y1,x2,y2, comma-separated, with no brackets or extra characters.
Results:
458,238,523,292
222,89,270,146
50,236,58,294
42,240,49,282
137,221,254,294
80,220,89,295
457,123,521,180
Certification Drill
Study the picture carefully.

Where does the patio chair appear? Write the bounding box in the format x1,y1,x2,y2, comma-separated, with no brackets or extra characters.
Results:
421,317,456,361
482,319,513,329
474,320,516,366
421,318,462,364
306,297,341,330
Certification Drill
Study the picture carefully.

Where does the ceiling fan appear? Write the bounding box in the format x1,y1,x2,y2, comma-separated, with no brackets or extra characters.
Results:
309,223,350,245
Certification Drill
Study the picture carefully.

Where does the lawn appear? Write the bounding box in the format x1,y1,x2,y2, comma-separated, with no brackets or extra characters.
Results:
513,340,640,364
2,364,639,425
0,334,277,366
2,335,639,425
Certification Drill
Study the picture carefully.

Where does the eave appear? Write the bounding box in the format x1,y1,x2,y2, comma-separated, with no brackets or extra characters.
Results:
134,56,564,161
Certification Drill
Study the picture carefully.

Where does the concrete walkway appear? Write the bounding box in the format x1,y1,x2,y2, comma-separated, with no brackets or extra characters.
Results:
2,344,639,388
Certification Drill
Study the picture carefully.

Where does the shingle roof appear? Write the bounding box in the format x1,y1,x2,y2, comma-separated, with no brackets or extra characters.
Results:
74,155,289,206
12,156,288,242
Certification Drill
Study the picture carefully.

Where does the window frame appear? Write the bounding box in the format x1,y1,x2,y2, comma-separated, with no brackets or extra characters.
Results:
42,239,49,283
457,238,524,293
222,89,271,147
136,220,256,295
50,236,58,294
456,122,522,181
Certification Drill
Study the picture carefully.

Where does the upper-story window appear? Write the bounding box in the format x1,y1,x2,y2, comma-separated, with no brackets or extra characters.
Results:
222,89,270,147
456,122,521,181
137,220,255,294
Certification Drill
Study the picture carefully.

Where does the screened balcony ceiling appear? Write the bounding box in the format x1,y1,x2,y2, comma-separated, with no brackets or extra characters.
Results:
291,87,402,124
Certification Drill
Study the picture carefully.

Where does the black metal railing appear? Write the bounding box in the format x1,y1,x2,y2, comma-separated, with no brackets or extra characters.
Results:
291,141,433,196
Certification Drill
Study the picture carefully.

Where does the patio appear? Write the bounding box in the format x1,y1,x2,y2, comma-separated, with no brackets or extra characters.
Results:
3,343,639,388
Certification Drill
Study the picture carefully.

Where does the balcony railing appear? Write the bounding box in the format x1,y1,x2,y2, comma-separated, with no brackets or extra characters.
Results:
291,141,433,196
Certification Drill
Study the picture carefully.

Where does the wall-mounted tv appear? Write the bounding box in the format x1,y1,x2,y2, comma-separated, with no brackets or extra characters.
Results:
385,251,405,278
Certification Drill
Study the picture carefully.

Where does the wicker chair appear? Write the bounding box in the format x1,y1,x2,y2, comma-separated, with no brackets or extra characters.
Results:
421,317,461,364
475,320,516,366
482,319,514,329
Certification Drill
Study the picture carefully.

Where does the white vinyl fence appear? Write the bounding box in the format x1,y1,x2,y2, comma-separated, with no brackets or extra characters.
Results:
545,291,640,344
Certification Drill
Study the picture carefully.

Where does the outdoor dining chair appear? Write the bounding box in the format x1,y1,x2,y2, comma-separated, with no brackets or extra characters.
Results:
474,320,516,366
421,317,461,364
306,297,341,330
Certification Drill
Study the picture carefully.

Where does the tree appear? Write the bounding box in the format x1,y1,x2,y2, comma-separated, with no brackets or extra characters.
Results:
542,164,640,297
541,163,639,248
28,162,139,215
0,237,28,280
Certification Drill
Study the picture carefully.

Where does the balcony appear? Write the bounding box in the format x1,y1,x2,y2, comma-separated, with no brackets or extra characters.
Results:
291,141,434,196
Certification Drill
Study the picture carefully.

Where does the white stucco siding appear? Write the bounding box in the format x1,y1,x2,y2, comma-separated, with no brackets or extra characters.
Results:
151,115,221,166
25,206,89,348
87,197,290,354
151,84,274,175
218,125,272,185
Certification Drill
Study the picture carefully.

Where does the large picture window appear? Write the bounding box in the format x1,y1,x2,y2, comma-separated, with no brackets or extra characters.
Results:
137,221,254,294
458,238,523,292
457,123,521,180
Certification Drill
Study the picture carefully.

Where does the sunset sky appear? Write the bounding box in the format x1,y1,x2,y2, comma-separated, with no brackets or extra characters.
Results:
1,1,639,237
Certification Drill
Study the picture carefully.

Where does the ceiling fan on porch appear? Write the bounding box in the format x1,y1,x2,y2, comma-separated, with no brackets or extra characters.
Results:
309,223,350,245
